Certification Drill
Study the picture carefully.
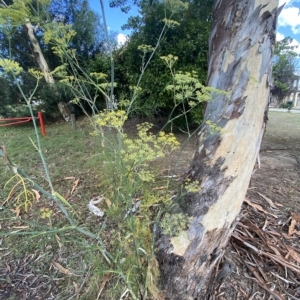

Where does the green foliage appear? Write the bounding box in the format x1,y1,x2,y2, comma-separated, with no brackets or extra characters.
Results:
101,0,214,123
4,174,36,212
161,63,227,130
0,76,24,117
0,0,106,118
160,212,190,236
0,70,42,118
205,119,224,134
49,0,106,59
0,1,216,298
0,103,34,118
163,0,189,13
279,101,293,109
273,37,299,104
87,112,182,297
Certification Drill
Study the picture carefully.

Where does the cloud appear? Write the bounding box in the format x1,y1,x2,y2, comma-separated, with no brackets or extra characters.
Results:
278,4,300,34
276,32,285,41
279,0,300,7
117,33,128,46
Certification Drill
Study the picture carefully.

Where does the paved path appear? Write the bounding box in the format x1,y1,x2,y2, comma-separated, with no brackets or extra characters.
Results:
269,108,300,114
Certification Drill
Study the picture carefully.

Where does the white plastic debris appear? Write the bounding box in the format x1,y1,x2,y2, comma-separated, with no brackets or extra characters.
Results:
88,196,104,217
124,200,141,219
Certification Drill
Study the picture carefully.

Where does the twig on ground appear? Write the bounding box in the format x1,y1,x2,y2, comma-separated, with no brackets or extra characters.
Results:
241,257,284,300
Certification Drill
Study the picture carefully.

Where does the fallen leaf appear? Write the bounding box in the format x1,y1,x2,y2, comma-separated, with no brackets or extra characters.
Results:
267,243,282,256
285,247,300,264
73,281,79,294
10,207,20,217
104,197,112,208
291,213,300,222
266,252,300,274
55,234,63,249
244,198,277,218
288,219,297,236
32,189,40,202
280,232,300,239
288,214,300,236
256,192,277,208
12,226,29,229
71,178,80,195
52,261,72,275
262,219,269,231
96,266,112,299
153,186,168,190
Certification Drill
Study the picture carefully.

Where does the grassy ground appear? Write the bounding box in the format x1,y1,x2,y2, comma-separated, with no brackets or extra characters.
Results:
0,117,185,299
0,112,299,299
0,119,113,299
1,118,102,194
266,112,300,144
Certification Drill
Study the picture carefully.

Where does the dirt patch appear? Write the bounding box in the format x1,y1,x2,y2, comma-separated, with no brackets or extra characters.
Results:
249,112,300,215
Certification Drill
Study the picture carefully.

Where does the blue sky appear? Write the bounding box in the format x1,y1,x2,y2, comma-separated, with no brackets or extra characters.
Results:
278,0,300,53
88,0,138,33
88,0,300,51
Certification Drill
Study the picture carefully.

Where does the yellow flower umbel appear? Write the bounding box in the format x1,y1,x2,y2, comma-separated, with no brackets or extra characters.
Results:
137,44,154,54
0,59,22,76
160,54,178,69
40,207,53,219
184,178,201,193
44,23,76,58
40,207,54,227
28,68,44,80
121,123,180,182
94,110,128,130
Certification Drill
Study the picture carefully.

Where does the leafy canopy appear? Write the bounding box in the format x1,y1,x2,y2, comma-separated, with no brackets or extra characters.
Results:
272,37,299,104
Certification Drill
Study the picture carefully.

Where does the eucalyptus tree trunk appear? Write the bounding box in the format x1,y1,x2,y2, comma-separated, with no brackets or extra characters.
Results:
1,2,70,121
24,21,71,121
156,1,281,298
24,21,54,84
1,2,54,84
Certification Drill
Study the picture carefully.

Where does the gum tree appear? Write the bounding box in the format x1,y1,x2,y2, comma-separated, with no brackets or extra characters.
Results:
0,0,55,83
0,0,105,119
156,0,282,298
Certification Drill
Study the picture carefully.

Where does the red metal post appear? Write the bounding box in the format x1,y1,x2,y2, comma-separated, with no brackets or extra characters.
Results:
38,111,46,136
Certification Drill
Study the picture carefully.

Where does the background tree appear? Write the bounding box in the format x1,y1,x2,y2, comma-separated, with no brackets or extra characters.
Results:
48,0,105,60
272,37,299,106
156,1,281,298
0,75,24,117
0,0,107,118
105,0,213,125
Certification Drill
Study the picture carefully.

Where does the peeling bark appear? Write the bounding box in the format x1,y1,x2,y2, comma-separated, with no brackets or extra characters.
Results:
156,1,280,299
24,21,54,84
